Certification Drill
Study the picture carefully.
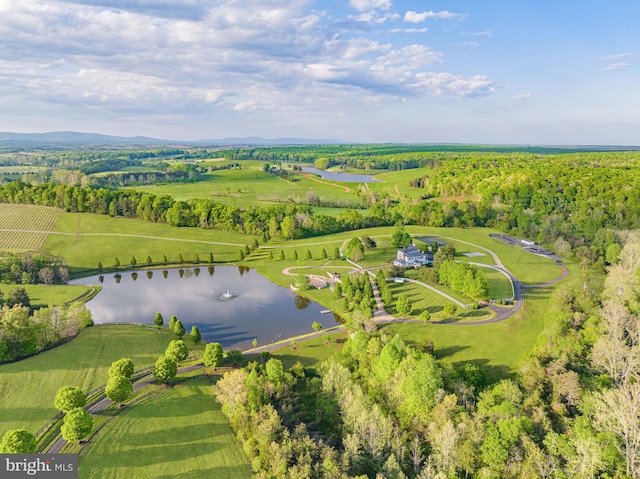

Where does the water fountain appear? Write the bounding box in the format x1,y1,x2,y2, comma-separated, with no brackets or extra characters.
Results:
218,289,234,301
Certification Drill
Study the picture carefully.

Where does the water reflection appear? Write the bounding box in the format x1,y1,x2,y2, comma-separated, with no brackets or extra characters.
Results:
72,266,337,350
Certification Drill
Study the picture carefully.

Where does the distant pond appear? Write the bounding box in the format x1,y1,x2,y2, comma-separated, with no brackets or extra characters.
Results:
72,266,340,350
301,166,381,183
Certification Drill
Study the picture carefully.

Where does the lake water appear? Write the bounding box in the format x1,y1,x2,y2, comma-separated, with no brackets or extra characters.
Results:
71,266,340,350
301,166,381,183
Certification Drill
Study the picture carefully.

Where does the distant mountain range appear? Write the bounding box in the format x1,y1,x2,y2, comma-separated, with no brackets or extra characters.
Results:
0,131,341,148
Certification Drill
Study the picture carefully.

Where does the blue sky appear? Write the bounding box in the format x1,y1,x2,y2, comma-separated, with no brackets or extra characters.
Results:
0,0,638,144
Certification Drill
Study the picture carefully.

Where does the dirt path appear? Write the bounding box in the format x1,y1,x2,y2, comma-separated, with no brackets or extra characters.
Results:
299,172,352,193
0,229,246,247
394,183,401,199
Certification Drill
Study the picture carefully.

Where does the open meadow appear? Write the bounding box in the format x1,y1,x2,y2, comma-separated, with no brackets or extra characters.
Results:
0,325,169,435
79,376,251,479
44,212,257,275
130,163,363,208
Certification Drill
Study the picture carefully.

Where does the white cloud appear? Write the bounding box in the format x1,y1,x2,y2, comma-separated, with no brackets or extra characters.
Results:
233,99,256,111
599,52,633,61
0,0,499,138
600,62,631,72
390,27,427,34
511,93,535,101
468,30,493,37
404,10,462,23
411,72,498,98
349,0,391,12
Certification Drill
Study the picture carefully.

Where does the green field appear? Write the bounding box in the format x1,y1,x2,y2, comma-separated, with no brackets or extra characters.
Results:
79,376,251,479
129,164,362,208
0,325,169,435
44,212,257,275
0,283,93,308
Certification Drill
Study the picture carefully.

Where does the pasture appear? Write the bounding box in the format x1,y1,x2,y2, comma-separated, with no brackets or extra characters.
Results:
0,204,61,251
0,324,169,435
130,165,363,208
44,212,257,275
79,376,251,479
0,283,93,308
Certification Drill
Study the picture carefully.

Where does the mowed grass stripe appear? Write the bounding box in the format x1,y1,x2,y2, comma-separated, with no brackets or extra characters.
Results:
0,325,170,435
0,204,61,251
79,377,251,479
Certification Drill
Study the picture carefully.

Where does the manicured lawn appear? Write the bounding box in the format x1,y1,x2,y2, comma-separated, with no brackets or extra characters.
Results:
385,281,492,322
0,325,170,435
44,212,257,274
482,267,514,300
0,283,93,308
382,297,541,382
79,376,251,479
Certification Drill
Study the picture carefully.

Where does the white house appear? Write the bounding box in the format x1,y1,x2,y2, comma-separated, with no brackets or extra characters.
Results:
394,244,433,267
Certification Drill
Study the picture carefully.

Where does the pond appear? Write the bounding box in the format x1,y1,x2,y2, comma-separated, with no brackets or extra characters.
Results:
71,266,340,350
301,166,381,183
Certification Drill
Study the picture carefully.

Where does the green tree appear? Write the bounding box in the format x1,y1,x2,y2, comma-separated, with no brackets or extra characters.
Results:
6,287,30,309
346,237,365,262
391,225,412,248
396,295,413,317
60,407,93,444
334,282,343,298
305,249,312,260
279,250,285,260
108,358,134,379
293,250,299,260
265,358,285,386
154,312,164,327
203,342,224,369
190,325,201,343
208,252,214,263
444,302,458,318
54,386,87,413
165,339,188,362
114,257,120,268
312,321,323,332
0,429,37,453
269,251,274,260
105,375,133,405
333,247,341,259
238,249,245,261
173,319,185,338
169,315,178,330
97,261,103,273
321,248,328,259
153,355,177,383
226,349,243,366
130,256,137,266
419,310,431,326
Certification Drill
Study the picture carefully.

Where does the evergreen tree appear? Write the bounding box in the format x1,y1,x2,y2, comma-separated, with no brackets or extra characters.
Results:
154,312,164,327
190,325,201,343
173,319,185,338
